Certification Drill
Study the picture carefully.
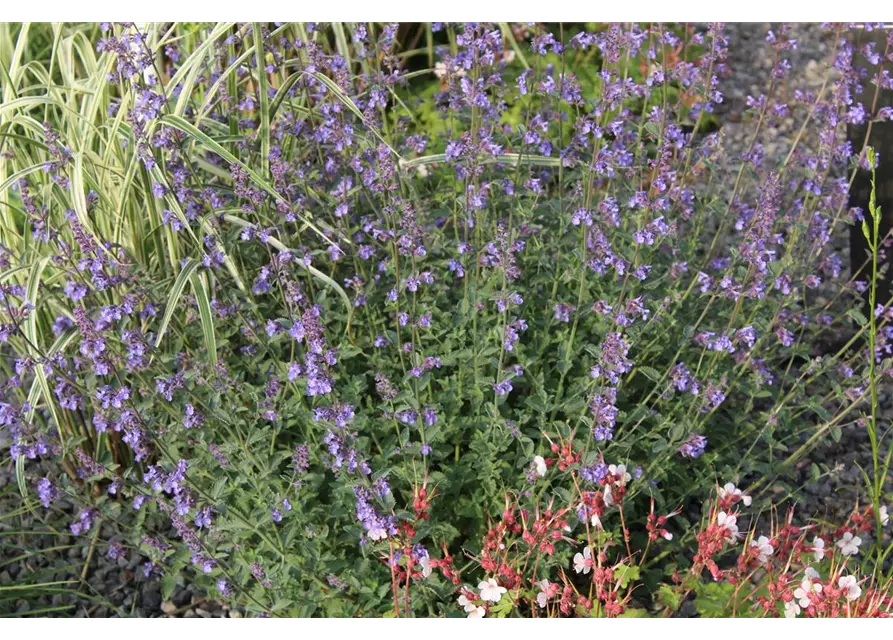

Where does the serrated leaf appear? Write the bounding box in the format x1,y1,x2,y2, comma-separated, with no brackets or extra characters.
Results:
847,308,868,326
657,584,681,610
161,574,177,601
614,563,640,589
639,366,662,382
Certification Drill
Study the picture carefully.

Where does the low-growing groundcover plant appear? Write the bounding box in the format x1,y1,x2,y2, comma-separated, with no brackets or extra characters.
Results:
1,21,893,617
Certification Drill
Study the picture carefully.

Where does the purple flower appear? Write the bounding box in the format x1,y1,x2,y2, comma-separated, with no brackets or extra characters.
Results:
36,477,58,509
776,327,795,347
494,379,513,396
553,302,575,323
679,434,708,459
183,403,204,429
217,579,233,597
107,541,125,561
70,508,97,536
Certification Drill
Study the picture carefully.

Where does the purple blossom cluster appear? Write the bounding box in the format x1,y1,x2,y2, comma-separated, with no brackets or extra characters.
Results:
0,22,886,614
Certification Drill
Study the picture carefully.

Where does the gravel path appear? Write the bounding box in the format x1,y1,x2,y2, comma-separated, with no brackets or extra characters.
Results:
717,23,892,552
1,23,889,617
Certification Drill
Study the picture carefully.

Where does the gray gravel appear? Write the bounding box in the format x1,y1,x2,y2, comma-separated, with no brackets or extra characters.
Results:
717,23,891,552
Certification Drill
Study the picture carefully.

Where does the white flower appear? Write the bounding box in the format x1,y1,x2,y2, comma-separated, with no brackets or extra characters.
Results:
750,535,774,564
805,567,820,580
719,482,752,507
573,546,592,574
590,513,602,529
533,455,547,477
784,600,801,618
880,505,889,527
536,579,551,609
603,484,614,507
836,532,861,556
793,576,822,609
458,590,477,613
716,511,739,543
467,605,486,618
419,555,432,578
838,575,862,601
608,464,631,483
812,537,826,562
478,578,507,603
662,530,673,541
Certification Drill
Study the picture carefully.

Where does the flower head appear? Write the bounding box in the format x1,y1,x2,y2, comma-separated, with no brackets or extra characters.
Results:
573,545,592,574
836,531,861,556
793,575,822,609
533,455,547,477
838,575,862,601
477,577,507,603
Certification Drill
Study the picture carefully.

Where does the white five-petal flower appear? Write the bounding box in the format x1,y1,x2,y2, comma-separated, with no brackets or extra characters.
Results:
750,535,774,564
573,546,592,574
608,464,631,483
536,579,551,609
533,455,547,477
719,482,752,506
784,600,801,618
467,605,486,618
838,575,862,601
478,577,507,603
793,575,822,609
716,511,740,543
836,532,861,556
458,586,478,613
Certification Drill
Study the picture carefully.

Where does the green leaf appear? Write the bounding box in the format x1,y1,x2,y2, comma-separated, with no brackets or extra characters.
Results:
847,309,868,327
618,607,649,618
253,23,270,178
154,258,201,354
488,596,513,618
639,366,662,382
657,584,681,610
161,573,177,601
669,422,686,443
829,424,842,442
614,563,640,589
694,582,737,617
190,270,217,366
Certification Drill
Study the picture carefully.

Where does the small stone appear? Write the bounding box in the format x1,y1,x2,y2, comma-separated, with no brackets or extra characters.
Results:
161,601,177,615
